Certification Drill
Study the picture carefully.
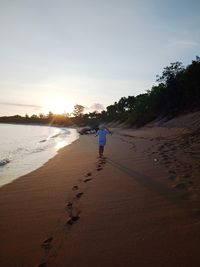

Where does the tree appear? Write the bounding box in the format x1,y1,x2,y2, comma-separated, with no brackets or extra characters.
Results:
47,111,54,119
39,113,45,119
73,104,85,117
156,61,185,84
125,96,135,111
31,114,38,119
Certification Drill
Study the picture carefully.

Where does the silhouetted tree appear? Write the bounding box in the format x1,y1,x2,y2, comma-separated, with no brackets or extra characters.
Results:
73,104,85,117
156,61,184,84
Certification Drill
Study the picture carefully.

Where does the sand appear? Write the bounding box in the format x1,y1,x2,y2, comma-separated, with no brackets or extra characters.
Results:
0,118,200,267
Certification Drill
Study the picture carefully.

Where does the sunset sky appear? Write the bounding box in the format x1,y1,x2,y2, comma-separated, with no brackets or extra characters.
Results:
0,0,199,116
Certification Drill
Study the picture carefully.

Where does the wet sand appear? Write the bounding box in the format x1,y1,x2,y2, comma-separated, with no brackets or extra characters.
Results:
0,122,200,267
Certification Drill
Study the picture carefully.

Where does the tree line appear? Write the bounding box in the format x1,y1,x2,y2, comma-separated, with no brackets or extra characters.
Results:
78,56,200,127
0,56,199,128
0,112,73,126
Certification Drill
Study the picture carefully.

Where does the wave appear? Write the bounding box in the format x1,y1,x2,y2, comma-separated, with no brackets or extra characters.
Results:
51,133,60,138
39,139,47,143
0,158,10,166
50,129,70,139
31,147,47,153
61,128,70,134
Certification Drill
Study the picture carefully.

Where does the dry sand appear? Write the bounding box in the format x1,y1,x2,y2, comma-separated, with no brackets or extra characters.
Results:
0,117,200,267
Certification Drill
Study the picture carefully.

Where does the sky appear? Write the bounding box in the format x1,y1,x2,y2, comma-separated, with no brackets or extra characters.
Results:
0,0,199,116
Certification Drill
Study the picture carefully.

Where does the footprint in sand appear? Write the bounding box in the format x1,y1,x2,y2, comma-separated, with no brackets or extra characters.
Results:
42,237,53,249
65,202,73,211
76,192,84,198
66,215,80,226
72,185,79,191
85,172,92,177
66,201,73,207
99,160,106,166
100,157,107,161
84,178,92,183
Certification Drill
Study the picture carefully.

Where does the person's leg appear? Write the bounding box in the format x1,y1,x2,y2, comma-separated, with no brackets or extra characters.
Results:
99,146,103,157
101,146,104,157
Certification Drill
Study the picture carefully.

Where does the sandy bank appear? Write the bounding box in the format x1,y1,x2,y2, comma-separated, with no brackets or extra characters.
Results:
0,123,200,267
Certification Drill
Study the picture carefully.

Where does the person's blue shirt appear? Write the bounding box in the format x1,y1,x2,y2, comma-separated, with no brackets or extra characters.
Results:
97,129,109,146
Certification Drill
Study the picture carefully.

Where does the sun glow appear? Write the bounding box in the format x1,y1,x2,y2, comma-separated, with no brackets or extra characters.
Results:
42,98,74,115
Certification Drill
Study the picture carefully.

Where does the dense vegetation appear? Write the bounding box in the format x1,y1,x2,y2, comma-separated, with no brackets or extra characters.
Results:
0,57,199,128
0,113,73,126
81,56,200,127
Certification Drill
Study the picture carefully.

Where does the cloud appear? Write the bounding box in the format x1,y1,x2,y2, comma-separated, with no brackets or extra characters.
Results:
90,103,105,111
167,40,199,49
0,102,42,109
85,103,105,112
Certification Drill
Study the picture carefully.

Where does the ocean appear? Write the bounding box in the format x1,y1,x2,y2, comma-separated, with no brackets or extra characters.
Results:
0,123,79,187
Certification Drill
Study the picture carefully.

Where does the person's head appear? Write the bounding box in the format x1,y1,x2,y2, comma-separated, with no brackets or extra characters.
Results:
99,124,105,130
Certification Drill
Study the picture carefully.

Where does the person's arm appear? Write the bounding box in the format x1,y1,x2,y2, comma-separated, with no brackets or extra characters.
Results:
105,127,112,134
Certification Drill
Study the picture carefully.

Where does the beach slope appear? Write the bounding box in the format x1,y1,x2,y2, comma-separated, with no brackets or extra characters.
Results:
0,124,200,267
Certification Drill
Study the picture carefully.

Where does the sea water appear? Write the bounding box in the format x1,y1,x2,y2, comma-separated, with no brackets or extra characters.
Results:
0,123,79,187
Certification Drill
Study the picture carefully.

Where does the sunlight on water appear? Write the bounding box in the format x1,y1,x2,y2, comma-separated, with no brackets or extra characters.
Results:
0,124,79,187
55,140,68,150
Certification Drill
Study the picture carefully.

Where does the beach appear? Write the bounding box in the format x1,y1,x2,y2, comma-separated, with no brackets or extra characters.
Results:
1,118,200,267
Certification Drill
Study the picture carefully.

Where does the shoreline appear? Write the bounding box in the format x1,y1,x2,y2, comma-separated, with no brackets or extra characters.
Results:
0,126,200,267
0,136,79,189
0,125,79,188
